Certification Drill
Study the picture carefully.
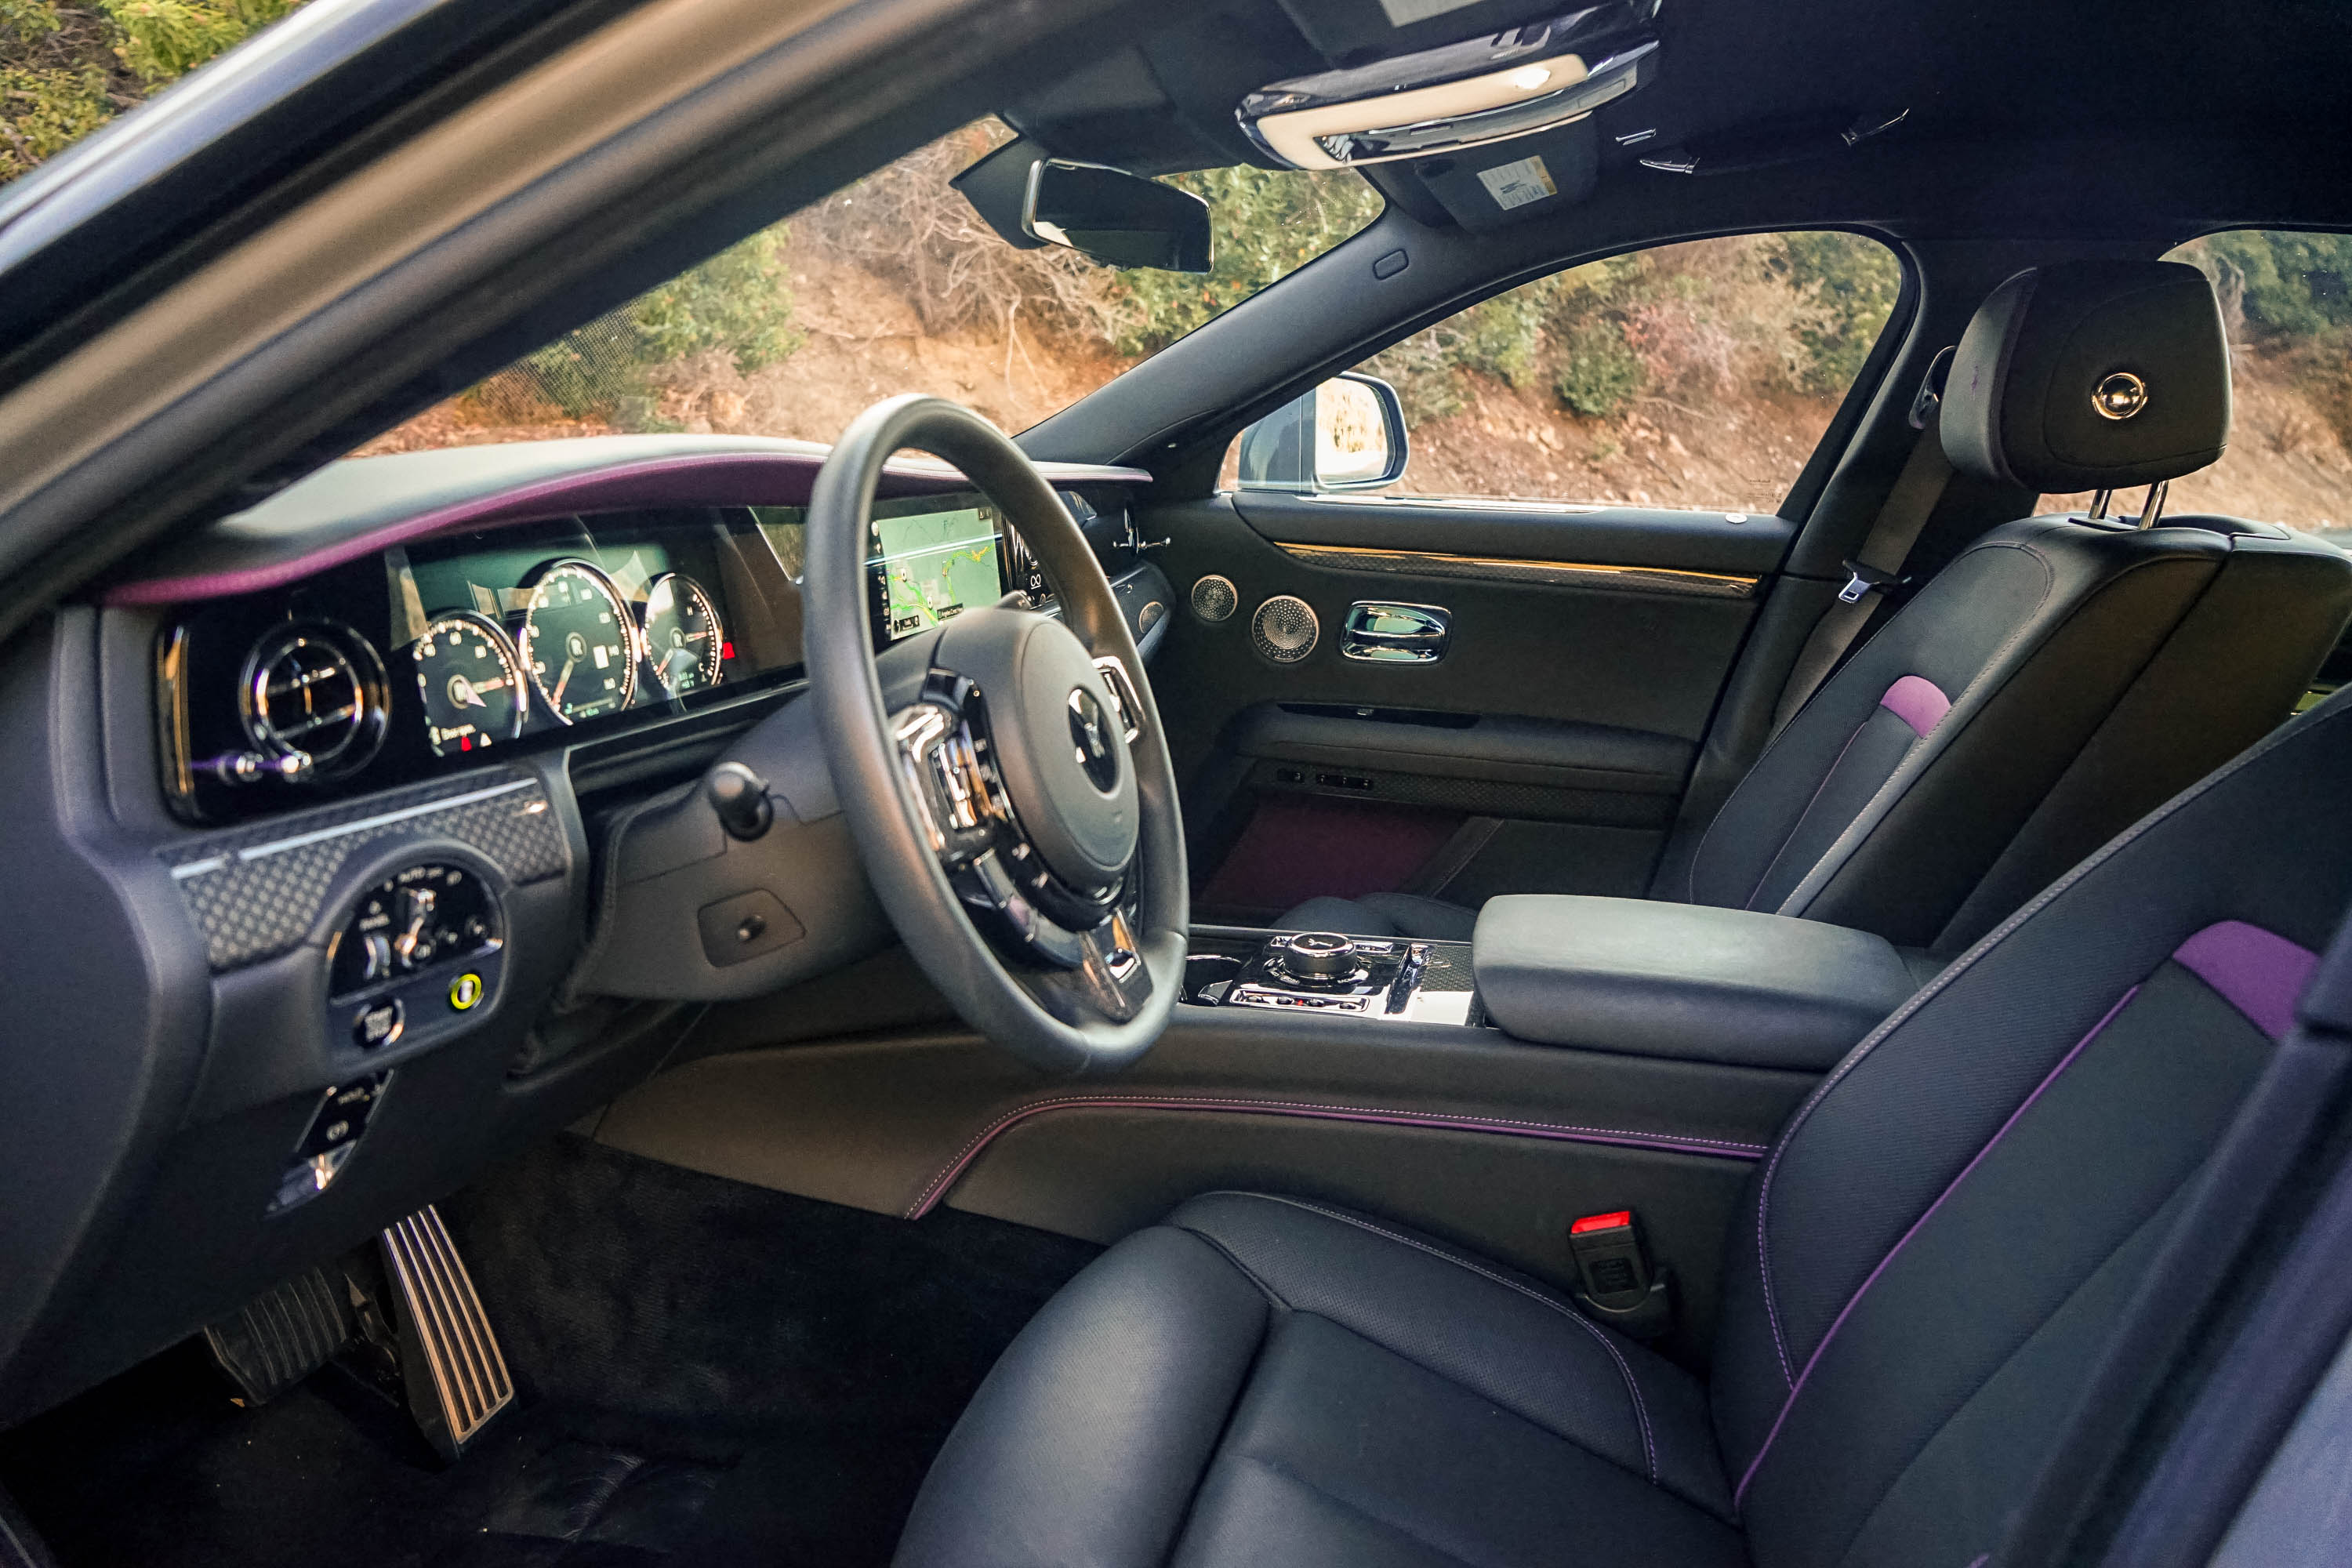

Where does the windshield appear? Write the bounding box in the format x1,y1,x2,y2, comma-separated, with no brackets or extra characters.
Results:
361,122,1381,454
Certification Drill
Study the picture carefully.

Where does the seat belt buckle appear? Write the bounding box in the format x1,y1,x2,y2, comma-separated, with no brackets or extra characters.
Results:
1837,560,1901,604
1568,1210,1673,1339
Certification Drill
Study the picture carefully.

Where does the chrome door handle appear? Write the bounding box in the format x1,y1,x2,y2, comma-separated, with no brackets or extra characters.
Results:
1341,601,1450,663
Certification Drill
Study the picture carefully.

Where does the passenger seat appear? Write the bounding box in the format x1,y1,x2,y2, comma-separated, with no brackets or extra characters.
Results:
1279,260,2352,953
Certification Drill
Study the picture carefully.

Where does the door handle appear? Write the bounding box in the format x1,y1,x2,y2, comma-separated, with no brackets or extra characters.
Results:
1342,601,1451,663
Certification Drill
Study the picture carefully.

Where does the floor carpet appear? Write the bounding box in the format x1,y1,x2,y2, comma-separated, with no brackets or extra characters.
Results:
0,1133,1099,1567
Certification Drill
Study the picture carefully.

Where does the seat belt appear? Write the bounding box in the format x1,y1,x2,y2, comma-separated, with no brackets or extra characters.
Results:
1769,348,1957,734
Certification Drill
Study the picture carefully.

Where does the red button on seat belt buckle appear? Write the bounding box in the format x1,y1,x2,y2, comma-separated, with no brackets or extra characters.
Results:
1568,1210,1671,1338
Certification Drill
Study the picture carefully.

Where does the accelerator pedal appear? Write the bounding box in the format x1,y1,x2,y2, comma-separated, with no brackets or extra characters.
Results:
379,1203,514,1461
201,1266,352,1405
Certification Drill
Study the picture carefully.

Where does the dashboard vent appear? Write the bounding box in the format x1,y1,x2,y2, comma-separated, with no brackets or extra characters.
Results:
1250,595,1319,663
1191,574,1239,622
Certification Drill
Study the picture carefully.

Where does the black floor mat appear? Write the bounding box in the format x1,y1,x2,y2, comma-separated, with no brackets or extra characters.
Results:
0,1134,1099,1567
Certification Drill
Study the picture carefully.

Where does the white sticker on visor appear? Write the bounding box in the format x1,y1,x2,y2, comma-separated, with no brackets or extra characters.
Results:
1476,154,1559,211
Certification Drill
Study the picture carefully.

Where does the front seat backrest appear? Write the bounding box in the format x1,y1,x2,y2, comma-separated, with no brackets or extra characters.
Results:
1686,259,2352,951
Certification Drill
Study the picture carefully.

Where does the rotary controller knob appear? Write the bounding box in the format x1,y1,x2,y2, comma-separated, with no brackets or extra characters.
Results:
1283,931,1359,982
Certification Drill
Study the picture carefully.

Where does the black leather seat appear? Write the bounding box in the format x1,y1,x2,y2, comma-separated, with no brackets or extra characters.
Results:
1279,260,2352,952
899,665,2352,1565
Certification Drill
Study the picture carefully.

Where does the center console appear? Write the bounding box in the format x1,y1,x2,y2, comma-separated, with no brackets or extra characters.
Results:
1181,927,1483,1025
1181,895,1936,1071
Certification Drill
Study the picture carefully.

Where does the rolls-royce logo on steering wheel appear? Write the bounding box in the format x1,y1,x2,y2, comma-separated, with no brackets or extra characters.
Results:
1068,688,1120,792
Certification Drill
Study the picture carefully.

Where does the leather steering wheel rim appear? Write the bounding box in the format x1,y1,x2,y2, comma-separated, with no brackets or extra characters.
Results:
804,394,1188,1074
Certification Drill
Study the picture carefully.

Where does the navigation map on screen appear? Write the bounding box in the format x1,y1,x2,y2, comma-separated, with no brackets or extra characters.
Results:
873,504,1003,641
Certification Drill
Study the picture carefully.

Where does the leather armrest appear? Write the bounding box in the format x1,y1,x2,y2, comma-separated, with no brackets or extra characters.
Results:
1470,895,1920,1070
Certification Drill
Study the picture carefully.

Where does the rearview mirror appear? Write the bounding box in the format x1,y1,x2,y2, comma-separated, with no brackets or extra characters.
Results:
1022,159,1211,273
953,140,1213,273
1236,372,1408,492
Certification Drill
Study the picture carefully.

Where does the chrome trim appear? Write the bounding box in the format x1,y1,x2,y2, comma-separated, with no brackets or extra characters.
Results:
1279,543,1756,600
1091,655,1145,742
1341,601,1452,663
379,1204,513,1454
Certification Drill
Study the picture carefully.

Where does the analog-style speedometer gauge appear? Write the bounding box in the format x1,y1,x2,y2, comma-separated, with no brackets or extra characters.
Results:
519,558,636,722
642,572,725,695
413,613,527,756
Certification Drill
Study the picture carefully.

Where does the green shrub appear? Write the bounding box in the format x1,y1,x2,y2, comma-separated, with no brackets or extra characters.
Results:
2182,230,2352,342
1554,318,1643,416
519,227,803,421
1767,230,1904,393
1103,165,1383,354
2,0,304,180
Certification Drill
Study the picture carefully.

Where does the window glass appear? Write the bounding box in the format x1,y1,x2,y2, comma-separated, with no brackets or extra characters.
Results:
2040,231,2352,539
1229,231,1903,515
359,122,1381,454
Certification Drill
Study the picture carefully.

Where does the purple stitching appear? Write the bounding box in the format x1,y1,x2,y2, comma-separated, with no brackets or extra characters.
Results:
905,1095,1766,1218
1215,1192,1660,1486
1732,984,2140,1508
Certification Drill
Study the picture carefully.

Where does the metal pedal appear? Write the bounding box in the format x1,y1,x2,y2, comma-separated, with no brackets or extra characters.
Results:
379,1203,513,1460
201,1266,352,1405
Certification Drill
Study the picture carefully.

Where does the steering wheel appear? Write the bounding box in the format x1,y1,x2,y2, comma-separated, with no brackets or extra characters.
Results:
804,396,1189,1074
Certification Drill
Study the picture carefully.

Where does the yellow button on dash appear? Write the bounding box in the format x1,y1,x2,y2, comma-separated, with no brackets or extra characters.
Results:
448,972,485,1012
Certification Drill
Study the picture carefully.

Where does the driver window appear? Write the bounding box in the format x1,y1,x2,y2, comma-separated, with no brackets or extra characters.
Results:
1233,231,1903,517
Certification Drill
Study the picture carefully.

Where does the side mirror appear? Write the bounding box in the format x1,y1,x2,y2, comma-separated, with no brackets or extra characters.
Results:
950,138,1211,273
1236,372,1408,492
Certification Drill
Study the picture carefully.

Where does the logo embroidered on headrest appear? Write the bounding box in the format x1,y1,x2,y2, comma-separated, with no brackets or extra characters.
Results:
2092,370,2149,421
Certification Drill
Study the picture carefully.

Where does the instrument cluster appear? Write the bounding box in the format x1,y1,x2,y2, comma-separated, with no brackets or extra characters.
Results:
158,507,803,823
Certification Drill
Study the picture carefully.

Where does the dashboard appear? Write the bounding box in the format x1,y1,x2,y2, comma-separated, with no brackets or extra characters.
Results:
154,485,1152,825
0,437,1168,1422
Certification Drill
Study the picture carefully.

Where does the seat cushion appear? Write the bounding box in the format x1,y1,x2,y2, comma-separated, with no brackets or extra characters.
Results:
1274,891,1479,940
894,1192,1744,1568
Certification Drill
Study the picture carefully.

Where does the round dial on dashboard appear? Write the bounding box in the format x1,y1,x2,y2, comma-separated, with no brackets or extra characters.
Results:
641,572,725,696
519,558,636,723
412,612,528,757
238,620,388,779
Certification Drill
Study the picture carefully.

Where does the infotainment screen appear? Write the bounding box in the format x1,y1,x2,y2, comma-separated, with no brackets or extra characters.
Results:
867,494,1008,641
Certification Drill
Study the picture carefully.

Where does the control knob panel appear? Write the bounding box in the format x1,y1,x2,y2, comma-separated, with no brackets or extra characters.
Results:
327,863,503,1055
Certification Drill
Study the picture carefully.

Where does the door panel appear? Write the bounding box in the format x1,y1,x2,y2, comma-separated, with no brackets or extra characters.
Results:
1145,494,1785,923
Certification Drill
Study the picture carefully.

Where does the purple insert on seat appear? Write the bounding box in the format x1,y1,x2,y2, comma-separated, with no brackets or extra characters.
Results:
1879,675,1951,738
2173,920,2321,1041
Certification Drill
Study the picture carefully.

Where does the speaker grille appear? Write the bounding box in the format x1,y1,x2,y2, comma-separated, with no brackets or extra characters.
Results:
1250,596,1319,663
1191,574,1238,622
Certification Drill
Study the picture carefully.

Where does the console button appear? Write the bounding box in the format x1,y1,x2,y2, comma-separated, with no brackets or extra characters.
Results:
353,998,403,1050
448,971,485,1011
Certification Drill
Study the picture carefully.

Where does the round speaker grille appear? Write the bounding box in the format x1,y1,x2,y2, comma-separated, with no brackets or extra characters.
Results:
1190,574,1238,622
1250,595,1319,663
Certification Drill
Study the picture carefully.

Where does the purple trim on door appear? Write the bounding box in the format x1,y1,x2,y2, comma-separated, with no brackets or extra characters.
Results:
1880,674,1952,738
104,449,1152,606
2173,920,2321,1042
905,1094,1769,1219
1732,982,2142,1509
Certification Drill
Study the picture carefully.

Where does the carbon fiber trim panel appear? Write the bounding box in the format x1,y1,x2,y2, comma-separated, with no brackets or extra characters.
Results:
162,771,567,971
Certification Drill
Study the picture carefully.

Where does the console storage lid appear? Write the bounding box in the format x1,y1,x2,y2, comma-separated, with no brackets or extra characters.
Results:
1471,895,1926,1069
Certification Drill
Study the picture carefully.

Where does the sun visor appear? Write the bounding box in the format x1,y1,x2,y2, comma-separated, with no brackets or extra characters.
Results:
1413,118,1598,229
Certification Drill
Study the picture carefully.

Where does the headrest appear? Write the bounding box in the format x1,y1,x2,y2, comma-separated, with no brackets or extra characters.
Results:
1941,260,2232,493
